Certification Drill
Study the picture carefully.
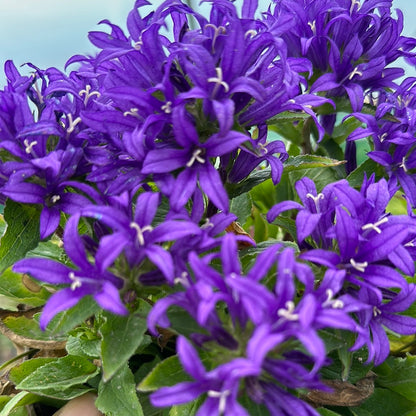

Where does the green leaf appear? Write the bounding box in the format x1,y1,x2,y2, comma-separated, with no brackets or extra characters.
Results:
374,356,416,403
267,111,311,125
45,295,100,335
137,355,192,392
25,237,66,262
351,388,416,416
0,392,39,416
10,355,99,391
169,397,204,416
96,364,144,416
284,155,346,173
66,335,101,358
226,168,272,199
317,408,344,416
346,158,385,188
2,315,66,342
100,299,150,381
0,268,50,310
9,357,57,385
237,394,269,415
230,193,252,225
0,200,41,273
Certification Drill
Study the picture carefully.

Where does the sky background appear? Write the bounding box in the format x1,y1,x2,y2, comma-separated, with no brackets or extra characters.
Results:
0,0,415,86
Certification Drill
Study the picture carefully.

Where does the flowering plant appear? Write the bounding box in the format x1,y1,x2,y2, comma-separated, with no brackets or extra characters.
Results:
1,0,416,415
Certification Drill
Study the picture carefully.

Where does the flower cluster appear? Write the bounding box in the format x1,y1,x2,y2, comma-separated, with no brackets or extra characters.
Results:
1,0,416,415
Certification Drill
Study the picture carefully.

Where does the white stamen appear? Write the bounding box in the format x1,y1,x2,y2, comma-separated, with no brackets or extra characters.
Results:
400,157,408,172
207,390,231,415
207,67,230,96
186,149,205,167
350,0,361,14
379,132,388,142
348,67,363,80
68,271,82,290
350,258,368,272
51,195,61,204
373,306,381,317
205,24,226,52
361,217,388,234
23,139,38,155
244,29,257,39
130,222,154,246
323,289,344,309
133,38,143,50
161,101,172,114
66,114,82,133
174,271,189,287
201,218,214,229
79,85,101,106
257,142,268,155
123,108,139,117
308,20,316,35
277,300,299,321
306,192,324,213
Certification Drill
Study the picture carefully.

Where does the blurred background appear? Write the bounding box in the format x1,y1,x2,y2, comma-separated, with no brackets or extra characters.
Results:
0,0,414,86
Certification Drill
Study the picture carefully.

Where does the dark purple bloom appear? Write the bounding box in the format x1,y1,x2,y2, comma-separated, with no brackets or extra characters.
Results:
13,213,127,329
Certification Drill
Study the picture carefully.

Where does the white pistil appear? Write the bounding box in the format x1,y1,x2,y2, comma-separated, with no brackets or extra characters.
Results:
207,390,231,416
51,195,61,204
68,272,82,290
258,142,268,155
186,149,205,167
205,24,226,52
130,222,153,246
161,101,172,114
350,0,361,14
400,156,408,172
79,85,101,106
244,29,257,39
66,114,82,133
23,139,38,155
379,132,388,142
133,37,143,50
306,192,324,213
323,289,344,309
350,258,368,272
207,67,230,97
308,20,316,35
123,108,139,118
201,218,214,229
348,67,363,80
361,217,388,234
174,271,189,287
373,306,382,317
277,300,299,321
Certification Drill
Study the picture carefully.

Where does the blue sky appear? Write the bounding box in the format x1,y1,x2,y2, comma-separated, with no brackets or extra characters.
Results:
0,0,415,86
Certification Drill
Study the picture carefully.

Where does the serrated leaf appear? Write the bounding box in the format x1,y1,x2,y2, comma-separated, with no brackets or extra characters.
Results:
96,364,144,416
347,158,384,188
45,295,100,335
10,355,98,391
169,397,204,416
137,355,192,393
374,356,416,403
267,110,311,125
230,193,252,225
0,268,50,309
65,335,101,358
101,299,150,381
25,238,65,262
352,388,416,416
0,200,41,273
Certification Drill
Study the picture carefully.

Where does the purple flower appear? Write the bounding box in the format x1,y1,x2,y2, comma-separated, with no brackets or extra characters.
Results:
13,213,127,329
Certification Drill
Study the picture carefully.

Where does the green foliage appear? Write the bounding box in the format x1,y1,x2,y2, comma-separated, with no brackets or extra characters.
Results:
0,200,41,273
96,364,144,416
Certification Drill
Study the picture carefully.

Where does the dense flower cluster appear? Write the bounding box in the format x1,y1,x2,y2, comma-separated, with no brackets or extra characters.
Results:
2,0,416,415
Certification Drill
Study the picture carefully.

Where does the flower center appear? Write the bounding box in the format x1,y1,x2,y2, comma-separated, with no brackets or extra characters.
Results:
361,217,388,234
161,101,172,114
207,67,230,97
277,300,299,321
79,85,101,105
348,67,363,81
306,192,324,213
68,271,82,290
350,258,368,272
350,0,361,14
207,389,231,415
323,289,344,309
130,222,154,246
186,149,206,167
23,139,38,156
66,114,82,133
123,108,140,118
205,24,226,52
